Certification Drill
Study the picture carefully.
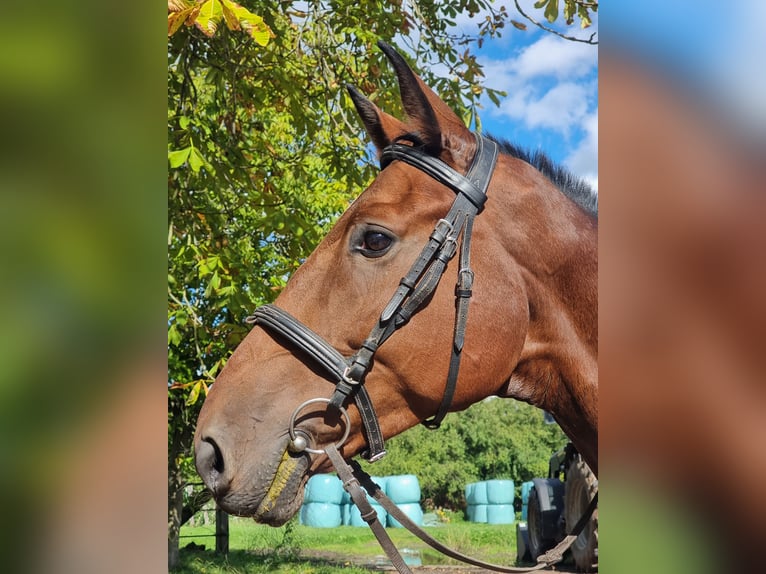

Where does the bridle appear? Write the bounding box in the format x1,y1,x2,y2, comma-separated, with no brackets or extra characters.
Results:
244,133,598,573
246,133,499,461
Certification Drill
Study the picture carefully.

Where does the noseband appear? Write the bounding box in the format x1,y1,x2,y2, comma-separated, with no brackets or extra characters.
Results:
246,134,499,461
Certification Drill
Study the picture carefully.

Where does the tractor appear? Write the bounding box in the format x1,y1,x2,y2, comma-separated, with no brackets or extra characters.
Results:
517,442,598,572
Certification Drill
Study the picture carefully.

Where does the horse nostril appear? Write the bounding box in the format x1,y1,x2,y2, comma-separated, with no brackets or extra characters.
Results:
196,436,225,479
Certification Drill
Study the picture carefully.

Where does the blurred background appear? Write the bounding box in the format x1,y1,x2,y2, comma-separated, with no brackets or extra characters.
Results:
0,1,763,573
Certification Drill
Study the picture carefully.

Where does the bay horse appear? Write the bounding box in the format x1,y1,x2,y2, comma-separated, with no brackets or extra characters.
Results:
194,42,597,527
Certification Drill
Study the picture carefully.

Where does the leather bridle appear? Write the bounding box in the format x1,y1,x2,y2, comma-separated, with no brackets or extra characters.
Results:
245,133,499,461
243,133,598,572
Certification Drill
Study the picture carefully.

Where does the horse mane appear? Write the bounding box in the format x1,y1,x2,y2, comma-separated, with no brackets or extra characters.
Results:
488,135,598,218
388,132,598,218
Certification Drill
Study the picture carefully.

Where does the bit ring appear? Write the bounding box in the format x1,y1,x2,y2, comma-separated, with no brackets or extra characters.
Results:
288,398,351,455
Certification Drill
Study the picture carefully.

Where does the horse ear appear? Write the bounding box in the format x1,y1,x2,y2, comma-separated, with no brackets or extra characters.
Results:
377,41,441,155
347,84,398,151
377,41,475,161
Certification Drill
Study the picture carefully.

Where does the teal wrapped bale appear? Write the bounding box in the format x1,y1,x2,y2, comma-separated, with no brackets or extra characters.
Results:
520,480,534,521
487,504,515,524
300,502,342,528
370,476,388,494
349,501,387,527
386,475,421,504
341,503,352,526
465,481,488,505
467,504,488,523
387,503,424,528
521,481,534,504
486,479,514,505
304,474,343,504
348,476,388,526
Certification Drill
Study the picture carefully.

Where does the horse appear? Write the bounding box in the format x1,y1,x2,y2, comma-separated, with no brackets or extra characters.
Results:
194,42,597,528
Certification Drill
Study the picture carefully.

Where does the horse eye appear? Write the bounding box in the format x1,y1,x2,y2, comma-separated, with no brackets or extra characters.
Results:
363,231,393,253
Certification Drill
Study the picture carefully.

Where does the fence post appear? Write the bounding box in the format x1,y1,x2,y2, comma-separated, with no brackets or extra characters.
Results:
215,507,229,555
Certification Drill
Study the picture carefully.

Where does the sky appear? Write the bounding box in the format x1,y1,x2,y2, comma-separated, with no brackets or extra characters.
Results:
446,2,599,191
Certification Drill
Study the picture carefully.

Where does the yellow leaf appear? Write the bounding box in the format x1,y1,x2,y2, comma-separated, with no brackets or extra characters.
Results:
193,0,223,37
227,1,273,46
249,22,272,46
220,0,242,31
168,7,197,36
186,381,202,405
168,0,194,12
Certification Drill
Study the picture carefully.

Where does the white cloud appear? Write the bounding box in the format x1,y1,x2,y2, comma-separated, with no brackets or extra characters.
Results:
522,82,591,131
513,35,597,80
564,111,598,191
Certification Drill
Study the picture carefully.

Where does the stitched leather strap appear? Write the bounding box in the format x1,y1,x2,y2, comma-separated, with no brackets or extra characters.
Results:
326,445,414,574
323,445,598,574
246,306,387,460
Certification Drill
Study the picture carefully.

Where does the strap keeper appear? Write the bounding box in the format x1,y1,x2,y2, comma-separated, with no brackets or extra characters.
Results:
360,508,379,524
430,218,453,243
329,376,355,408
399,275,416,290
436,239,457,264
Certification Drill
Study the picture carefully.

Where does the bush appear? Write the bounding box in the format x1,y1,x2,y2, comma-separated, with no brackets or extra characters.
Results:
364,399,565,509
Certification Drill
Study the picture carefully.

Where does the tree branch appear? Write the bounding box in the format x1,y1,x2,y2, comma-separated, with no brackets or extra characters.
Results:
513,0,598,45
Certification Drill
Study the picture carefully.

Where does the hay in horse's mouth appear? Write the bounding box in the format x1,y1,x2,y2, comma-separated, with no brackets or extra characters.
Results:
253,447,306,522
246,449,307,526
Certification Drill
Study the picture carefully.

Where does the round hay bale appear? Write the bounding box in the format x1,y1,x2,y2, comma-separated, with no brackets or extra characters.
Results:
386,475,421,504
486,479,515,505
487,503,515,524
304,474,343,504
300,502,342,528
349,501,387,527
521,481,534,504
468,503,488,523
387,503,424,528
471,481,488,505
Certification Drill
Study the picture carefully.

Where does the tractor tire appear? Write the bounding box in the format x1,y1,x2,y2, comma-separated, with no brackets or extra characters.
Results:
527,480,564,561
565,455,598,572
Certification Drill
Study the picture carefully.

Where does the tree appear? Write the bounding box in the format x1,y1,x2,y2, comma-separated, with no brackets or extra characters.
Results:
167,0,594,567
511,0,598,44
369,398,566,509
167,1,512,568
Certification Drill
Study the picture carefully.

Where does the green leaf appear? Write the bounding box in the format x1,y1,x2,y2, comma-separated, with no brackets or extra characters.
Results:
188,147,205,172
186,381,203,405
168,324,182,346
168,147,191,168
544,0,559,23
194,0,223,37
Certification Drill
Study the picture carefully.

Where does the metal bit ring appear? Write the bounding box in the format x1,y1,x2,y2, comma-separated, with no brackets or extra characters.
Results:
288,398,351,455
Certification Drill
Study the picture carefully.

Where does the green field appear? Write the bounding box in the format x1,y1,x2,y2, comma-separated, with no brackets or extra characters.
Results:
178,512,521,573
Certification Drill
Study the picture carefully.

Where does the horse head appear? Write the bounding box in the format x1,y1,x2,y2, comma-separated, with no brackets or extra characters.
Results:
194,42,597,525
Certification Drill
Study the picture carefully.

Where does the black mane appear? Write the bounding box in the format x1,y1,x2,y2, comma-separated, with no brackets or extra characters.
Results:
489,136,598,217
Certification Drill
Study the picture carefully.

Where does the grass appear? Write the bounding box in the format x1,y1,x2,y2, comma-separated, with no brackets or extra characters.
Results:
177,511,520,573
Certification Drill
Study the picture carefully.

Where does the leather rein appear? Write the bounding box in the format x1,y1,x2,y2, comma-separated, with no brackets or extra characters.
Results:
244,134,597,572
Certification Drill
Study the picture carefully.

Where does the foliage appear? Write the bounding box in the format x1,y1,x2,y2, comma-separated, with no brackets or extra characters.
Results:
368,398,566,509
168,0,591,567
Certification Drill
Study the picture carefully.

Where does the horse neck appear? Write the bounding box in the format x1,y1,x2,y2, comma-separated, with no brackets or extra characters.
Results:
491,156,598,472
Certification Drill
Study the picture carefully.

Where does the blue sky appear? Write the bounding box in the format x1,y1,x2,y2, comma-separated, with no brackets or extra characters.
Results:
444,3,599,190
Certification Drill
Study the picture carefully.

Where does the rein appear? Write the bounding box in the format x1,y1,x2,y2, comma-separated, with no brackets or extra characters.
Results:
246,133,498,460
326,443,597,573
